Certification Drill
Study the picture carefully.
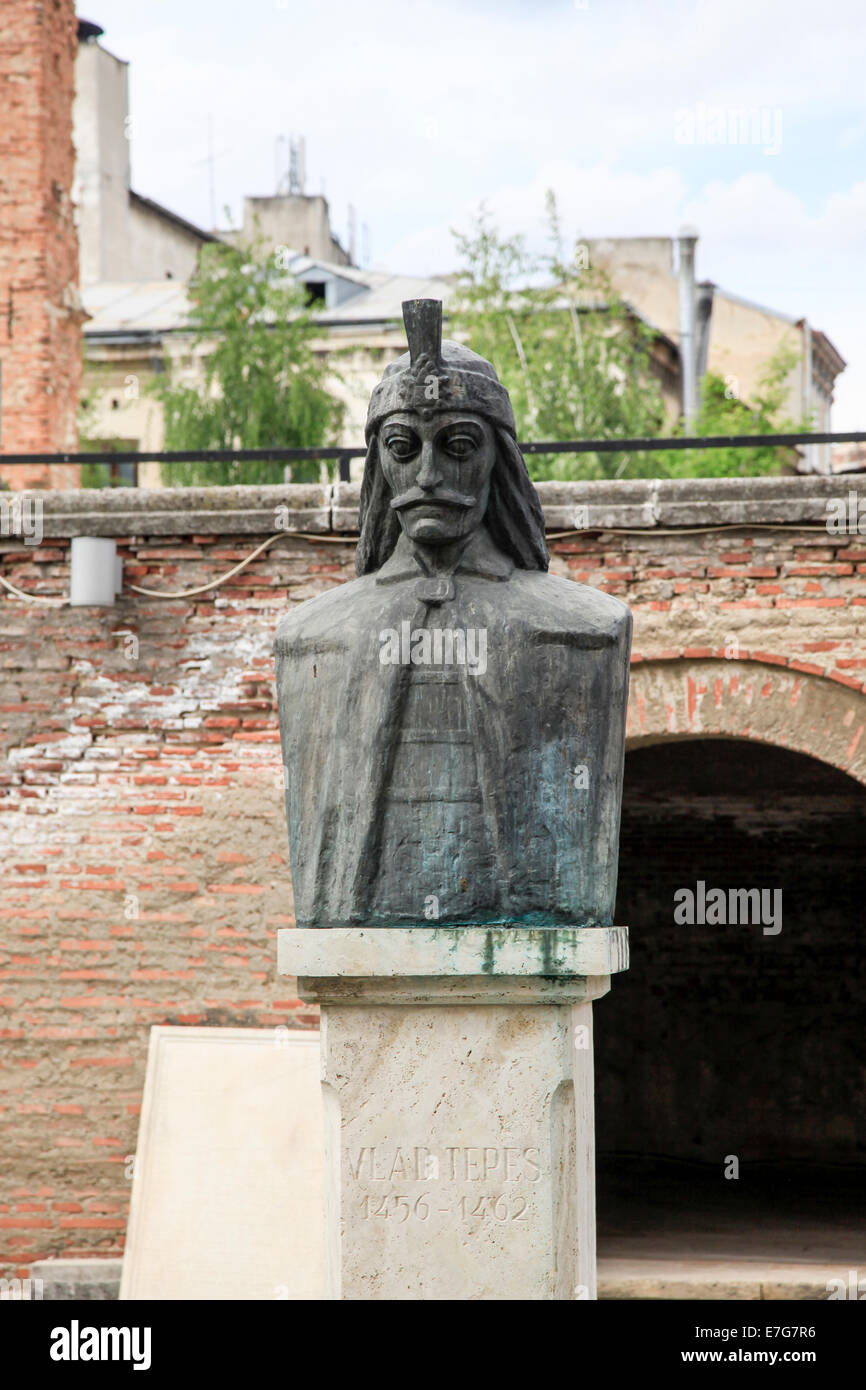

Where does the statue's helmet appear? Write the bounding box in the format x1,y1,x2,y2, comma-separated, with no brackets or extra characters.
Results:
357,299,548,576
365,299,516,441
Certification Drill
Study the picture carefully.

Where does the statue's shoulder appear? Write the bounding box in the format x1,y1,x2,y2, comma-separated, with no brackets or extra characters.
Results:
508,569,631,641
274,574,376,653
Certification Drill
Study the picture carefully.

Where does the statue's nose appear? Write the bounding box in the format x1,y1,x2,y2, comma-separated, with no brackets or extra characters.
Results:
416,441,443,491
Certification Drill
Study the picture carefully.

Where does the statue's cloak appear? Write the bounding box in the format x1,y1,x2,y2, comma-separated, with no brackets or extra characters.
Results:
274,529,631,928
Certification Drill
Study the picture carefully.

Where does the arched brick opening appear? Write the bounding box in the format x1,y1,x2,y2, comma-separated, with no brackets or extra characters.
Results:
626,658,866,785
595,712,866,1268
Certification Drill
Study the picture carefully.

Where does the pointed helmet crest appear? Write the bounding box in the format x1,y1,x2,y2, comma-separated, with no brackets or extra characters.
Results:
365,299,516,439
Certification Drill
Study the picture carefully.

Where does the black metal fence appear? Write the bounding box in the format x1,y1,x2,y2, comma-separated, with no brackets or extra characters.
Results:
1,429,865,484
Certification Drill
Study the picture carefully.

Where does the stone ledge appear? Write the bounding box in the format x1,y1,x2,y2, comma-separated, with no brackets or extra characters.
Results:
12,476,864,539
16,1253,842,1300
16,1254,839,1300
296,974,613,1006
29,484,330,538
278,924,628,981
29,1258,121,1300
334,476,866,534
597,1257,843,1301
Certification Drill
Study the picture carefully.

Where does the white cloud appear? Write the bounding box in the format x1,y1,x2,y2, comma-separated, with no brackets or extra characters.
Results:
385,164,688,273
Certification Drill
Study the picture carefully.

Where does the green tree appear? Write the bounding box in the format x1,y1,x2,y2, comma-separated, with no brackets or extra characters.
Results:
653,343,808,476
450,197,666,480
152,237,345,485
450,198,810,480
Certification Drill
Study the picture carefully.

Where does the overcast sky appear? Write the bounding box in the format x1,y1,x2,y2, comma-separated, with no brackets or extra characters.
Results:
84,0,866,428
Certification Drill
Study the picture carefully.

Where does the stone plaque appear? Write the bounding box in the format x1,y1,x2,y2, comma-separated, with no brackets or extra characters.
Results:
120,1026,323,1301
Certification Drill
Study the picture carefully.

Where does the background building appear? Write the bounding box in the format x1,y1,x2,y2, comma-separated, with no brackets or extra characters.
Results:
589,236,846,472
73,19,220,287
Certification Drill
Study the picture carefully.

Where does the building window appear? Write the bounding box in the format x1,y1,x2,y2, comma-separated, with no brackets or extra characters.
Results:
81,451,139,488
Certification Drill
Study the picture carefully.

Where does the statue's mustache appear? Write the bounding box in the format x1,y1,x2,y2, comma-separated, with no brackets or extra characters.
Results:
390,487,476,513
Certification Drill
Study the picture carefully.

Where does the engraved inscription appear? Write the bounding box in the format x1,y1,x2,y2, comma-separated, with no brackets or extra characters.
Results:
347,1145,540,1223
348,1145,540,1182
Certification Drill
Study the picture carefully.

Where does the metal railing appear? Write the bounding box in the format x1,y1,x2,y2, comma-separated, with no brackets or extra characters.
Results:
1,429,865,482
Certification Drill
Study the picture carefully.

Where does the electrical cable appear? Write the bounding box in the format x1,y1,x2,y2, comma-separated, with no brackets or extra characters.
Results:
0,520,850,603
127,532,286,597
546,521,836,539
0,573,68,603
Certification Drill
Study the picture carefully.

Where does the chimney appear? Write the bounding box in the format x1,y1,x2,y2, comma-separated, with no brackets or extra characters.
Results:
348,204,356,265
72,18,131,286
0,0,85,487
677,226,699,428
695,280,715,380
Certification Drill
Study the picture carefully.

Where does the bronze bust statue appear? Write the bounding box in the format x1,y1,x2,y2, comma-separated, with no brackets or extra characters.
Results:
275,299,631,928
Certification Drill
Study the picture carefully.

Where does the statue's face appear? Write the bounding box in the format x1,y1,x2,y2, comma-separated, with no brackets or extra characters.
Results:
378,410,496,547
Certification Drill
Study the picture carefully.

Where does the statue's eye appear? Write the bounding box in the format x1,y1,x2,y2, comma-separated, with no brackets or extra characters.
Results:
444,433,478,459
384,435,417,460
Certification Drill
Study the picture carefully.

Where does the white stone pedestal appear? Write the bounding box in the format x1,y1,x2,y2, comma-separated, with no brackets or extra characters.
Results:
278,926,628,1301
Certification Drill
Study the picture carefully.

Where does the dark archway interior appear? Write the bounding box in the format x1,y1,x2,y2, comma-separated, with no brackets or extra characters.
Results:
596,738,866,1262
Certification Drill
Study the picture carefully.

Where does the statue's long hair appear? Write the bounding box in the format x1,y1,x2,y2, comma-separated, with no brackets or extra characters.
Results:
356,426,549,575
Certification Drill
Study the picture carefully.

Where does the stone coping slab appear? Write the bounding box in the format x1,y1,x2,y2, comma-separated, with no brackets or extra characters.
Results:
24,484,331,538
278,925,628,981
12,476,864,539
335,475,866,535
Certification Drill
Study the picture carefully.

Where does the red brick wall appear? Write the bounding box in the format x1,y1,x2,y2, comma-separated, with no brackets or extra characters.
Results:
0,0,82,487
0,502,864,1277
552,527,866,691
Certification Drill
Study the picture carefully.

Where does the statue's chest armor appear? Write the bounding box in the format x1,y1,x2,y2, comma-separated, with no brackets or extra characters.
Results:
388,669,480,803
373,607,496,922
